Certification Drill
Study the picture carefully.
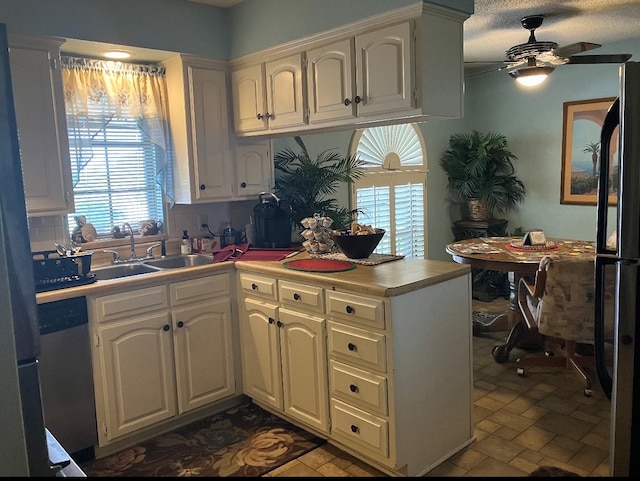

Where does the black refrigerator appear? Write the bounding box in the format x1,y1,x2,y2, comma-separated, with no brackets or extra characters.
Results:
594,60,640,477
0,23,61,476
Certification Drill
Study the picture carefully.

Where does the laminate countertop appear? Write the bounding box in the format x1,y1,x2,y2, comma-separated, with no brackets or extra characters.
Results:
35,254,470,304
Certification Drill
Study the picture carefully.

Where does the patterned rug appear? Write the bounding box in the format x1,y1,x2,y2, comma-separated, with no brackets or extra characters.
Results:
80,401,326,477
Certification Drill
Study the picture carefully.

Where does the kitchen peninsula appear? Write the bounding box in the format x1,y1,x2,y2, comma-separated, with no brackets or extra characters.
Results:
36,254,473,477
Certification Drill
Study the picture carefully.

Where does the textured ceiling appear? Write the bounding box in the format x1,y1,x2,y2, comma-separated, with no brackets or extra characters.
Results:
65,1,640,67
465,0,640,64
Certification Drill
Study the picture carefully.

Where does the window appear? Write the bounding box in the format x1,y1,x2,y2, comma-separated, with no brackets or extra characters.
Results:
61,57,173,238
351,124,427,258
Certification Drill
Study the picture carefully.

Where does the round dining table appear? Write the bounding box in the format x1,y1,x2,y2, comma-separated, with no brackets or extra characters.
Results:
446,236,596,363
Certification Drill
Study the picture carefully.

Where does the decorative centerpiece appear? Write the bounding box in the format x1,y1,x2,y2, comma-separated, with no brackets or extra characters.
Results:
330,223,385,259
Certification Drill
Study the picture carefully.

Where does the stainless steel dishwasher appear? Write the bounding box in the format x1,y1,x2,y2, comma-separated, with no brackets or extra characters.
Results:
37,296,97,462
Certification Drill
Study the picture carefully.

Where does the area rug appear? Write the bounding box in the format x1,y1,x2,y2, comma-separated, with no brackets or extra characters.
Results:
80,401,326,477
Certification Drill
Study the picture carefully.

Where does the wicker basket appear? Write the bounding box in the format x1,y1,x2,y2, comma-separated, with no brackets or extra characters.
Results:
467,198,491,221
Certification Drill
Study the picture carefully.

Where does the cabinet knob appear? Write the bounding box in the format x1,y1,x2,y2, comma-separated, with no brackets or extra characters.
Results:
293,293,301,301
277,320,283,328
256,113,264,120
268,317,275,324
354,95,362,104
265,112,273,120
251,283,258,290
345,305,354,314
347,342,357,352
177,321,184,328
163,324,170,332
199,184,206,190
350,424,359,433
344,98,351,106
349,384,359,393
240,182,247,188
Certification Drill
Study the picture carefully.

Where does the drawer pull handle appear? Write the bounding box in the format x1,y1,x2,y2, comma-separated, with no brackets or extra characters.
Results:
347,342,357,351
163,324,170,332
177,321,184,328
349,384,358,393
293,293,301,301
350,424,359,433
251,283,258,290
345,305,354,314
268,317,275,324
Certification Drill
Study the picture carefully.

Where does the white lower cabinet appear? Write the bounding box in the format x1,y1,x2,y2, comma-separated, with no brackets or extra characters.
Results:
89,273,235,446
239,273,329,434
237,266,473,477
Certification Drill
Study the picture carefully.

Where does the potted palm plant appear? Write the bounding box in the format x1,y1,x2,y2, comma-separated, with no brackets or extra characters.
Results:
273,136,365,232
439,130,526,220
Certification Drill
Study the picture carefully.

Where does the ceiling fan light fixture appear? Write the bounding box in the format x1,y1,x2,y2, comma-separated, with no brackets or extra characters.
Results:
509,66,555,87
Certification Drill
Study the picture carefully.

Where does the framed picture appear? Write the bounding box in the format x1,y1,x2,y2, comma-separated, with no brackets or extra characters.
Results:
561,97,618,205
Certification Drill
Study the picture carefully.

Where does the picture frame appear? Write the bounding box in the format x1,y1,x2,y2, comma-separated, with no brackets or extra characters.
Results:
561,97,618,205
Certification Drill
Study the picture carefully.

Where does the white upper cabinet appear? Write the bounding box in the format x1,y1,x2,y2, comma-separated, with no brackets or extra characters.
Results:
231,3,468,137
9,34,74,216
233,141,273,198
231,53,306,134
307,22,413,125
164,55,273,203
306,38,355,124
163,55,234,203
354,22,413,118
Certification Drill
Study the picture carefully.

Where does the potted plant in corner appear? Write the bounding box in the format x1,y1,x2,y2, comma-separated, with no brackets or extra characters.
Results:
439,130,526,221
273,136,365,234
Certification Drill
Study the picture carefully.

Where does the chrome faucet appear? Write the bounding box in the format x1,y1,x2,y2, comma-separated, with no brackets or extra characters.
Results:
122,222,137,261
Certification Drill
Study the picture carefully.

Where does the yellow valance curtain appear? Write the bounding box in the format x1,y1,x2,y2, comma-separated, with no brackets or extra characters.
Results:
60,56,174,206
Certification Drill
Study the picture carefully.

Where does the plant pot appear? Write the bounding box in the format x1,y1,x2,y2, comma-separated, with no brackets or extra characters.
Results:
467,198,491,221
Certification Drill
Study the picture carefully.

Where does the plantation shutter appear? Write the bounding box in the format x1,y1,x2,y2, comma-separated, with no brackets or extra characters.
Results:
353,124,427,258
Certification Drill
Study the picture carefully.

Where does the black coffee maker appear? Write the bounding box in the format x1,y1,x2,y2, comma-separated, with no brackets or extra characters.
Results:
253,192,291,248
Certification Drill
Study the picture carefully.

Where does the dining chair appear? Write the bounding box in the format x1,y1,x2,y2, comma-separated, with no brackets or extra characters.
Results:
515,255,614,396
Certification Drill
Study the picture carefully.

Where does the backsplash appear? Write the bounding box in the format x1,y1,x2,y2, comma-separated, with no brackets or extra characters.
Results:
28,200,257,253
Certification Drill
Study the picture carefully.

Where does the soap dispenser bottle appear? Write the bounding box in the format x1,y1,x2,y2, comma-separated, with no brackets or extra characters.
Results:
181,229,192,254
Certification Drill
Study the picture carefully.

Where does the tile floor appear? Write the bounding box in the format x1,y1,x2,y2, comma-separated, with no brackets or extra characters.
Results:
264,298,612,477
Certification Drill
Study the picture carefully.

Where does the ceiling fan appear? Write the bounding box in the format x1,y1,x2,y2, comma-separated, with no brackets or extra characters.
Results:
468,15,632,86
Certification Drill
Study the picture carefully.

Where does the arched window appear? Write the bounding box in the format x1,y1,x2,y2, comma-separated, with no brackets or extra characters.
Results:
350,124,427,258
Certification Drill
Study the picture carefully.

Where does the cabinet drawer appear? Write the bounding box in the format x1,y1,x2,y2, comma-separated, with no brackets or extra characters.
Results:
279,280,324,313
329,360,388,416
328,321,386,372
170,273,229,305
239,272,277,300
93,285,169,323
331,398,389,458
326,291,384,329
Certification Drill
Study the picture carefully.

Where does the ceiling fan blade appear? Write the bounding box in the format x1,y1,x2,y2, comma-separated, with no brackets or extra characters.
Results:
553,42,601,58
566,54,632,64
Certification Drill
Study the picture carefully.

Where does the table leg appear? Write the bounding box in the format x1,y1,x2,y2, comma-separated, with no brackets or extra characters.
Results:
491,271,543,363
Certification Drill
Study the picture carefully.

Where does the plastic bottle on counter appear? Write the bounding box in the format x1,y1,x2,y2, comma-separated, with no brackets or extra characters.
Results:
181,229,192,254
245,217,255,246
223,221,236,247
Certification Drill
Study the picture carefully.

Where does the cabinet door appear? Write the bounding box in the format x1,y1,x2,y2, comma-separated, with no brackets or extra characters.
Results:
240,298,282,409
9,40,73,215
355,22,414,117
190,66,234,201
265,54,306,130
279,307,329,433
306,38,356,124
234,141,273,198
172,298,235,413
231,64,268,133
97,312,177,441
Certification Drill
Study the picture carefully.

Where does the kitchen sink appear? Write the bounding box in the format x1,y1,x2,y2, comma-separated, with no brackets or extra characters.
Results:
93,263,161,280
143,254,213,269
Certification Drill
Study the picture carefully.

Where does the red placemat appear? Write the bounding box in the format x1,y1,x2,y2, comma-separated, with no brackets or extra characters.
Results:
283,258,356,272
